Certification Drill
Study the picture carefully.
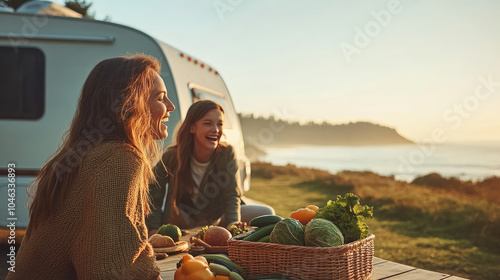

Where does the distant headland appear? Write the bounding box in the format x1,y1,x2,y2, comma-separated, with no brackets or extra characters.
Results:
239,114,413,150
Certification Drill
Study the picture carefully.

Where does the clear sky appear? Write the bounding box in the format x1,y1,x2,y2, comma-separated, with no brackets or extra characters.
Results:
53,0,500,143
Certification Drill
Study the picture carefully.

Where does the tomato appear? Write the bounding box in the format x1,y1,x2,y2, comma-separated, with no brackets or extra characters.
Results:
290,207,316,225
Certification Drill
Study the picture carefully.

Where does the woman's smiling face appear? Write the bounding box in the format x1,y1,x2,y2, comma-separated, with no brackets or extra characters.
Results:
148,73,175,140
190,108,224,153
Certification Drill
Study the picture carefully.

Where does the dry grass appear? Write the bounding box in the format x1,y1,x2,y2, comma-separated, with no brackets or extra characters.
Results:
245,162,500,280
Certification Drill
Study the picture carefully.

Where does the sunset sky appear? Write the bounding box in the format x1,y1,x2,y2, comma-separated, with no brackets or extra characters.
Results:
53,0,500,143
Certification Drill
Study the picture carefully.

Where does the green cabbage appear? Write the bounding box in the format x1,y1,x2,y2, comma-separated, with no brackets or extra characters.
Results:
304,218,344,247
269,218,305,246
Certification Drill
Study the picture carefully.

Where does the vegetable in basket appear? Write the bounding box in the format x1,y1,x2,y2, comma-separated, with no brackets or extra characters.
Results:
269,218,305,246
315,193,373,243
304,218,344,247
289,207,315,226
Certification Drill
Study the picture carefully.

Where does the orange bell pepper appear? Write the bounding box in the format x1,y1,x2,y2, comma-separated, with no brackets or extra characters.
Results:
174,254,215,280
195,255,209,265
290,207,316,226
306,205,319,213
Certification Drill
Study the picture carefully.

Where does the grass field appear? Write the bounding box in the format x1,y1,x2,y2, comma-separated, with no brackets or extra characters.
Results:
244,162,500,280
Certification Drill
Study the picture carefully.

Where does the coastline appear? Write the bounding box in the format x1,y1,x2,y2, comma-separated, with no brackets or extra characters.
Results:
250,142,500,182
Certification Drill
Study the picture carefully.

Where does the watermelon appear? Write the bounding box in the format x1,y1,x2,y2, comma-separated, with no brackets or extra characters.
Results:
269,218,305,246
304,218,344,247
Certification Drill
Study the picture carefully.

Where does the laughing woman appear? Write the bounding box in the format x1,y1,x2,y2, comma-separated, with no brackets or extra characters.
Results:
7,55,175,280
147,100,274,233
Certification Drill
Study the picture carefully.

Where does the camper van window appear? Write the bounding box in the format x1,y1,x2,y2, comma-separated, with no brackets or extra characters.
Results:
192,88,235,129
0,47,45,120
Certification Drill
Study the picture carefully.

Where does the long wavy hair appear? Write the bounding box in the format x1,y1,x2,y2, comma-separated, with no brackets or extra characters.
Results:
28,54,162,229
169,100,225,218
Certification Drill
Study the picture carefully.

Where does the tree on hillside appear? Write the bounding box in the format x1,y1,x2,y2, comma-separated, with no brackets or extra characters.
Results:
65,0,94,18
4,0,30,10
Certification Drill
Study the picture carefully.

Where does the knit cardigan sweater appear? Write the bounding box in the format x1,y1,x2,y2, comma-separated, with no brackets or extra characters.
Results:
6,142,160,280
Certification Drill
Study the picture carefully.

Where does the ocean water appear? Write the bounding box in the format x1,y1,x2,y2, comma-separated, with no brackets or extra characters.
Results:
261,142,500,182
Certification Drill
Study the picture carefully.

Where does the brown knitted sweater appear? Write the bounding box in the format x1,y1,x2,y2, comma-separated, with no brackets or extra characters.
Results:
6,142,160,280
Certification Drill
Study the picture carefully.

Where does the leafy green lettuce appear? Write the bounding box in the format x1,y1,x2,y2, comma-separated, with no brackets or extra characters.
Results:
315,193,374,243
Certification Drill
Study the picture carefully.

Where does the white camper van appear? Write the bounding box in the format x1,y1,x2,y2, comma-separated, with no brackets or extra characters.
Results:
0,5,251,243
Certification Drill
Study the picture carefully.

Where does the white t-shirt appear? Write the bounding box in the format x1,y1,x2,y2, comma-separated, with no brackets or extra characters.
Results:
191,157,210,187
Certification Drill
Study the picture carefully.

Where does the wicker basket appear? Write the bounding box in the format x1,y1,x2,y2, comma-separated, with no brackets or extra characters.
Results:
228,234,374,280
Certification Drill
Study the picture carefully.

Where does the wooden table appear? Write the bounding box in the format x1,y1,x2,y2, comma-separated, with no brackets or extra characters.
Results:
158,255,468,280
370,257,468,280
157,230,469,280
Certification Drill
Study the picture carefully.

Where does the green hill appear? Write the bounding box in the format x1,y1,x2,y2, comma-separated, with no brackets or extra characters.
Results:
239,114,413,148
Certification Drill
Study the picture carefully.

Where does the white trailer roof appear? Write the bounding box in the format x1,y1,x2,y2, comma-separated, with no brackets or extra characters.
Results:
17,0,82,18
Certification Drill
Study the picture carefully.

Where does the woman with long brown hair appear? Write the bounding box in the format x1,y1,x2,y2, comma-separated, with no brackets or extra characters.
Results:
147,100,273,232
7,54,174,280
